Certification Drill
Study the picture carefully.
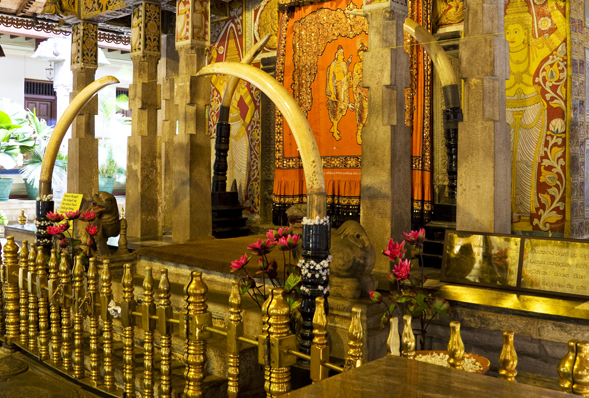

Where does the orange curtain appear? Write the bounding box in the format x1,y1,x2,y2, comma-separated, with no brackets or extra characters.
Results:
407,0,433,228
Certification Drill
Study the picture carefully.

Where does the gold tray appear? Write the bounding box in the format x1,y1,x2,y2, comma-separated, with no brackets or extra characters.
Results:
414,350,491,375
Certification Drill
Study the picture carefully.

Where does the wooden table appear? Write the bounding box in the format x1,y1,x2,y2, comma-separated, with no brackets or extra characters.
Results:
284,355,572,398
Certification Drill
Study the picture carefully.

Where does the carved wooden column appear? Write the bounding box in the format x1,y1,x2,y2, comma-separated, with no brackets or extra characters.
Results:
68,21,99,197
172,0,211,243
127,1,162,237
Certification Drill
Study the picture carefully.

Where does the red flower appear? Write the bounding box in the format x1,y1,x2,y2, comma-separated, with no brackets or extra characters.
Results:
383,239,406,262
278,227,291,238
64,210,81,220
247,238,276,255
230,253,250,272
58,221,70,233
266,230,277,240
81,211,96,222
403,229,425,248
47,225,59,235
86,224,98,236
266,227,292,240
393,259,411,281
46,211,64,222
369,291,383,303
60,238,68,248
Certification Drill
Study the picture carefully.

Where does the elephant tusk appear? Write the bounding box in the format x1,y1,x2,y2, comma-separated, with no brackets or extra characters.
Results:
40,76,119,197
197,62,327,219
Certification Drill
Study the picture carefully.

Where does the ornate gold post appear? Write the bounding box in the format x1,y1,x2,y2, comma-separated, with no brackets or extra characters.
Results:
101,259,115,390
72,255,85,378
87,257,100,385
59,252,73,371
116,208,129,255
142,266,156,398
121,263,136,397
227,280,243,398
3,237,20,345
401,315,416,359
28,242,38,351
574,341,589,396
47,249,60,364
0,240,5,337
184,271,211,398
18,240,29,346
344,307,364,371
37,247,50,360
447,321,465,370
498,331,517,382
559,339,577,393
266,288,295,397
310,297,329,383
157,268,173,398
260,295,271,397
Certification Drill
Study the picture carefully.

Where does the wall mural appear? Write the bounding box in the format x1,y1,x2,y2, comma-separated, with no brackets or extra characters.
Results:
253,0,278,53
506,0,568,237
208,0,262,214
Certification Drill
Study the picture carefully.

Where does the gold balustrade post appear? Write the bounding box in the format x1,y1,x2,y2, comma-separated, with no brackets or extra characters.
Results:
0,240,5,337
28,242,38,351
227,280,243,398
574,341,589,396
100,259,115,390
87,257,100,385
498,331,518,382
259,295,271,398
184,271,212,398
142,266,156,398
310,297,329,383
37,247,50,359
344,307,364,371
401,314,416,359
121,263,136,397
3,237,20,345
47,249,61,364
59,252,73,371
559,339,577,393
157,268,173,398
18,240,29,347
447,321,465,370
72,255,85,378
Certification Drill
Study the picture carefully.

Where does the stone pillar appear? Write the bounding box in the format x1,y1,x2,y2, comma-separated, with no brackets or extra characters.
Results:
457,0,510,233
361,5,411,275
127,1,162,237
158,34,179,229
172,0,211,243
68,22,98,197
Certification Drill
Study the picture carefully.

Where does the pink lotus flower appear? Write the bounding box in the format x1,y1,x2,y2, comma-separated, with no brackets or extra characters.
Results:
81,211,96,222
247,238,276,255
369,291,383,303
48,222,69,235
46,211,64,222
86,224,98,236
403,228,425,248
277,234,301,251
258,258,267,271
393,259,411,280
64,210,81,220
266,230,277,240
230,253,250,272
47,225,59,235
60,238,68,248
383,239,406,262
278,227,291,238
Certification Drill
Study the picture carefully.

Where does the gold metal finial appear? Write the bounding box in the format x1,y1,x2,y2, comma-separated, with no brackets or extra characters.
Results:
36,246,50,360
72,255,85,378
27,242,38,351
574,341,589,396
116,212,129,255
3,237,20,344
344,306,364,371
227,280,243,398
157,269,173,398
121,206,125,219
19,240,29,347
401,315,416,359
59,252,72,371
142,266,156,398
121,263,136,397
311,297,329,383
18,210,27,225
259,293,272,395
387,317,400,356
266,288,294,396
47,248,60,364
87,257,100,385
498,331,518,382
559,339,577,393
101,259,114,390
447,321,465,370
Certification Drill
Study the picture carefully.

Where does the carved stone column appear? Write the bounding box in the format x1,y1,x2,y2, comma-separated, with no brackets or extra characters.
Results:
127,1,162,237
68,22,99,197
360,4,411,274
172,0,211,243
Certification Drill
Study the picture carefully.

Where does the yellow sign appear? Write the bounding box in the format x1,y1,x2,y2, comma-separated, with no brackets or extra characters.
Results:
59,193,84,214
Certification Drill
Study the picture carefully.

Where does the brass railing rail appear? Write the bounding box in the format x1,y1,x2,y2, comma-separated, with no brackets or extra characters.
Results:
0,237,364,397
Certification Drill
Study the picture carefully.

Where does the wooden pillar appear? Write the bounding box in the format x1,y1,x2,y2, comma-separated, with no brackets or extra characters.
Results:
68,21,99,197
172,0,211,243
127,1,162,237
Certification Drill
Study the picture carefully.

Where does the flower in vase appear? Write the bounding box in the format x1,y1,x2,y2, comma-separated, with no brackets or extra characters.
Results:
403,228,425,249
230,253,250,272
64,210,81,220
247,238,276,255
46,211,64,222
369,291,383,303
81,211,96,222
383,239,406,262
393,259,411,281
86,224,98,236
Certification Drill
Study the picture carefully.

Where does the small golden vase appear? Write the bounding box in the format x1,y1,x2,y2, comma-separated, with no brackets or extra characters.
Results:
18,210,27,225
387,317,400,356
573,341,589,396
447,321,465,370
498,331,517,382
559,339,577,393
401,315,415,359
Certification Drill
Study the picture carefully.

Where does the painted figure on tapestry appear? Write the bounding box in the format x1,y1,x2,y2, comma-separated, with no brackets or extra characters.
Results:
326,45,353,141
505,0,567,233
352,41,368,145
192,0,208,42
176,0,190,41
434,0,464,27
131,6,141,52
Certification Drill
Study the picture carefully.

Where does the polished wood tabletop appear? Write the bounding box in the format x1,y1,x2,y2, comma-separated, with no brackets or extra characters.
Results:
284,354,572,398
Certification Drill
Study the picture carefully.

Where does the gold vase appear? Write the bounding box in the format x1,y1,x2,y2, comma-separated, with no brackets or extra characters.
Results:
387,317,400,356
559,339,577,393
498,331,517,382
447,321,465,370
573,341,589,396
401,315,415,359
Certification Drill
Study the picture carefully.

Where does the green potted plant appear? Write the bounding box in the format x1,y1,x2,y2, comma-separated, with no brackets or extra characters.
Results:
99,142,125,194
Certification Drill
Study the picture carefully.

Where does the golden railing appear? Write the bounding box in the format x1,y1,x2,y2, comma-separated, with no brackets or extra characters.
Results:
0,237,364,397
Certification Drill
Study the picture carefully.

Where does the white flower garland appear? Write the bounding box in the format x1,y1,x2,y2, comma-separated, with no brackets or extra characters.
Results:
35,219,53,227
300,285,330,295
301,215,330,225
37,195,53,201
298,255,332,281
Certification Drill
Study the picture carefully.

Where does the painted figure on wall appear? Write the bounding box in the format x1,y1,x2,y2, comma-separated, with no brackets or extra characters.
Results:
352,41,368,145
326,45,353,141
176,0,191,42
131,6,142,52
505,0,567,234
434,0,464,28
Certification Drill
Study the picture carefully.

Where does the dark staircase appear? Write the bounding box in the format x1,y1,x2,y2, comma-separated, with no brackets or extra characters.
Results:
212,191,250,239
422,203,456,269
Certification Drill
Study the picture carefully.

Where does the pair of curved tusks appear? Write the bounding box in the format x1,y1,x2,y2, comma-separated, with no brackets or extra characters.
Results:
39,76,120,197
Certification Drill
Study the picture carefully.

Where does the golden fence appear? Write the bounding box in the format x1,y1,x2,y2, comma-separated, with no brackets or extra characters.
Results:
0,237,364,397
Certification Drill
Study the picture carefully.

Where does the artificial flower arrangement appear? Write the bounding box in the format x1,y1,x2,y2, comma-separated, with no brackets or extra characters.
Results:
370,229,450,349
45,209,100,263
230,227,302,314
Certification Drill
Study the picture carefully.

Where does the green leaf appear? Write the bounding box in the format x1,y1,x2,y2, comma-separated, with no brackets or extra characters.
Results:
284,274,301,292
286,295,300,311
239,284,251,295
431,297,451,315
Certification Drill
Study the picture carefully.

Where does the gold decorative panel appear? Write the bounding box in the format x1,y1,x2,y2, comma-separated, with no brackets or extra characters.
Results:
132,2,161,55
176,0,210,47
71,22,98,68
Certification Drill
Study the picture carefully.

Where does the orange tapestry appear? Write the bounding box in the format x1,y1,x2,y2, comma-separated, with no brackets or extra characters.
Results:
273,0,368,226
